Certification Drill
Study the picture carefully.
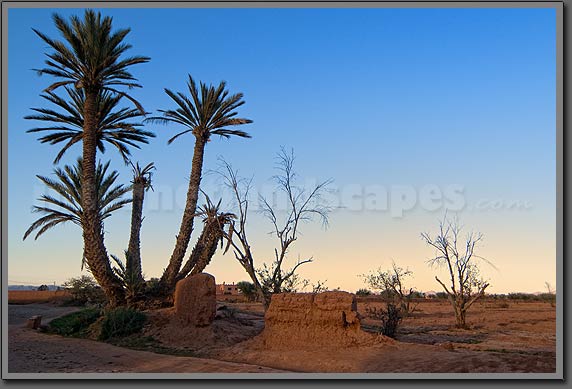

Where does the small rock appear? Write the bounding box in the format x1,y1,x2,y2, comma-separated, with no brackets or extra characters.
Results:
438,342,455,351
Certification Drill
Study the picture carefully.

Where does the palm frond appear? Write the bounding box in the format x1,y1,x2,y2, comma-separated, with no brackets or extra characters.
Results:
148,74,253,144
30,9,150,163
24,158,129,241
26,84,153,163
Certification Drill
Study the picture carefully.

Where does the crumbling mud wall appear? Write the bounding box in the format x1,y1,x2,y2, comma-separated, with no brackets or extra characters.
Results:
174,273,217,327
258,291,386,349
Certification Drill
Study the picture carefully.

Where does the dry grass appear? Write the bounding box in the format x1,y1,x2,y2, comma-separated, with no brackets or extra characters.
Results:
8,290,71,305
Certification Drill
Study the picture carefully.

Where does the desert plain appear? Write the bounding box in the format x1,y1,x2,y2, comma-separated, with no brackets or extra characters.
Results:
7,291,555,374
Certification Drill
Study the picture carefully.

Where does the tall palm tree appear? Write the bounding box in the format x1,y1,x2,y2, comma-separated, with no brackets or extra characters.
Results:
146,74,252,291
32,9,150,305
23,158,131,272
125,161,155,286
26,87,155,164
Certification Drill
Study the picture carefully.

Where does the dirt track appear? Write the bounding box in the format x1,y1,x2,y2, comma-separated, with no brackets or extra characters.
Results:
7,304,284,374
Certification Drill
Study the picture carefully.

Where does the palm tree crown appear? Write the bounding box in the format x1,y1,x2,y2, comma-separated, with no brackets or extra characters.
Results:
145,74,253,143
23,158,131,241
26,87,155,164
33,9,150,110
130,161,155,189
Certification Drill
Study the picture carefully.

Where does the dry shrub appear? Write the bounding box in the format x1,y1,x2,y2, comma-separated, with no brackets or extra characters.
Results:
365,303,403,338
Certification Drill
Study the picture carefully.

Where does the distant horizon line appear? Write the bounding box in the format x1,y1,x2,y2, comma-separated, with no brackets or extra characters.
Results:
6,283,555,296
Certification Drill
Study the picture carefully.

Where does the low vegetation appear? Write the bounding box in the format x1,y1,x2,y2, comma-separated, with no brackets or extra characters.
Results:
61,275,106,306
98,307,147,341
361,262,418,316
46,306,146,342
365,303,403,338
47,308,101,337
355,288,372,297
236,281,258,302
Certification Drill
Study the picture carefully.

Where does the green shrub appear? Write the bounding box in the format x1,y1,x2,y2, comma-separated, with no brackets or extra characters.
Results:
62,275,107,306
355,288,372,297
508,292,532,300
47,308,102,337
409,291,425,299
98,307,147,341
236,281,258,302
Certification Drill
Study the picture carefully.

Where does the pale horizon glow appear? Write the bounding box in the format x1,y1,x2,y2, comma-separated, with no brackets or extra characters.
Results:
7,7,556,294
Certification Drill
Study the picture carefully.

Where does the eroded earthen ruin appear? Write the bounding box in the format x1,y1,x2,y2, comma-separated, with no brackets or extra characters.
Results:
257,291,386,349
174,273,217,327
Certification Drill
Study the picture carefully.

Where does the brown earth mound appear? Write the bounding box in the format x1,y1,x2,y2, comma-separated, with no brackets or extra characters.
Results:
141,306,265,355
253,291,390,350
174,273,216,327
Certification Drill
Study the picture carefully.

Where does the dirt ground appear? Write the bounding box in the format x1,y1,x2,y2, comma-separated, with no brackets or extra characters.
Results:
7,303,282,374
207,299,556,373
7,299,556,374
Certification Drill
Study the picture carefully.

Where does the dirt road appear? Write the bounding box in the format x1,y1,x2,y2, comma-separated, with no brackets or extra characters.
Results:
7,304,283,374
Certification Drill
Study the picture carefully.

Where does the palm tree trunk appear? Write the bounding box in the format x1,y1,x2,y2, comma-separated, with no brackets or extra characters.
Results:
126,181,145,284
161,137,207,291
82,89,125,307
176,226,208,282
189,223,222,276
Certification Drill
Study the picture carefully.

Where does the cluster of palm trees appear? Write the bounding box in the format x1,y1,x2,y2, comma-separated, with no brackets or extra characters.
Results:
23,9,252,307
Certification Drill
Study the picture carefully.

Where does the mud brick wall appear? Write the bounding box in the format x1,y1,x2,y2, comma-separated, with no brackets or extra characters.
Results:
259,291,381,349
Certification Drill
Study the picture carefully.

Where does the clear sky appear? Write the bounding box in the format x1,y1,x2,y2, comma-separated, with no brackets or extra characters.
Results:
7,7,556,294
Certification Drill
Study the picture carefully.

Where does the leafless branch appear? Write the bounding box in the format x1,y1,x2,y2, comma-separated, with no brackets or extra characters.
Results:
217,149,332,309
422,214,493,328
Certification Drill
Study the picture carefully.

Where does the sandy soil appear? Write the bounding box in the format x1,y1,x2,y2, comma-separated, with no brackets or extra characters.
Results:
212,299,556,373
7,304,283,373
7,299,556,374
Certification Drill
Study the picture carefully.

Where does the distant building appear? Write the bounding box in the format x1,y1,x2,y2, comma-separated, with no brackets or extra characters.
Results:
216,282,241,295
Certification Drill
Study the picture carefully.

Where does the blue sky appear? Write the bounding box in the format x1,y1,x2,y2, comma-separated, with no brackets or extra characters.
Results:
8,7,556,293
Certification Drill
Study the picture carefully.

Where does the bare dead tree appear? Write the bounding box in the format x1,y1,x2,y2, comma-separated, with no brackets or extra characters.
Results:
545,281,554,295
544,281,556,307
362,261,418,315
421,216,492,329
258,148,332,295
216,160,268,305
219,148,333,309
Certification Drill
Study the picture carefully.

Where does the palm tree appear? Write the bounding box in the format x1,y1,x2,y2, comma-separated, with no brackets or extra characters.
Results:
176,196,236,282
23,158,131,271
146,74,252,292
32,9,149,305
125,161,155,286
26,87,155,164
